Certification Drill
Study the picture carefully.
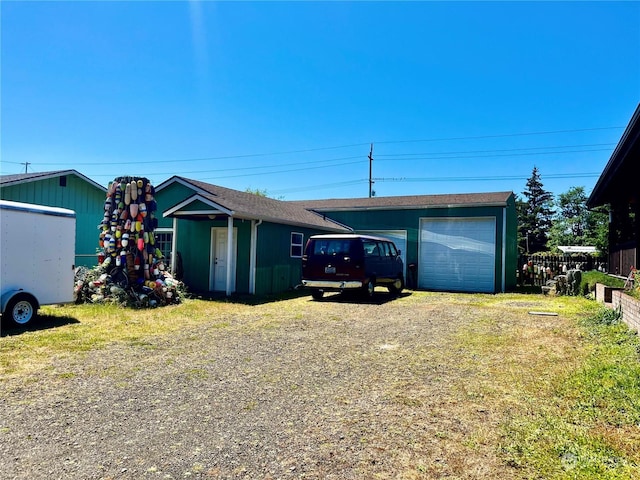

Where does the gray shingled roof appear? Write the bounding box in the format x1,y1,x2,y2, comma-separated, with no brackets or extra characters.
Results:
0,169,106,192
157,176,351,232
291,191,514,211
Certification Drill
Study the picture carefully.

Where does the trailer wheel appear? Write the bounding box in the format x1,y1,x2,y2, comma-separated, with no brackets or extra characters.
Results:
5,294,37,326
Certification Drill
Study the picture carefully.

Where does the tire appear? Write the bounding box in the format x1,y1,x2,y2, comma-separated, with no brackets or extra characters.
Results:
362,278,375,299
311,289,324,300
5,294,37,327
388,275,404,295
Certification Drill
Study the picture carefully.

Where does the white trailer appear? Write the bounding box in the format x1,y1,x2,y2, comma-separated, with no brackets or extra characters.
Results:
0,200,76,327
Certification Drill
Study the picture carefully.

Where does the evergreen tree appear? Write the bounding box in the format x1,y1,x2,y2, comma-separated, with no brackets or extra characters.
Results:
520,167,554,253
515,194,528,253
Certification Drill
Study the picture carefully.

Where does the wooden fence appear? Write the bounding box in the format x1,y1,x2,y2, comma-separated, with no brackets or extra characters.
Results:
517,254,607,286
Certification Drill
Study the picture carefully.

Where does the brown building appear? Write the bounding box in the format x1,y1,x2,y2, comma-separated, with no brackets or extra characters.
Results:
587,104,640,275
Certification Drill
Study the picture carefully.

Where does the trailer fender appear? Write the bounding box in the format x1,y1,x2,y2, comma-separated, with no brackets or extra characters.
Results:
1,290,40,325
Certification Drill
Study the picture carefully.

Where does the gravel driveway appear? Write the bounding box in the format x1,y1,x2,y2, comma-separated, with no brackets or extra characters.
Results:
0,292,518,479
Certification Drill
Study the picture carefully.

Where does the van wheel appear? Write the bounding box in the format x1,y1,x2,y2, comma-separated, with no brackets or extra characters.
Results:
5,294,37,326
311,289,324,300
363,279,375,299
388,276,404,295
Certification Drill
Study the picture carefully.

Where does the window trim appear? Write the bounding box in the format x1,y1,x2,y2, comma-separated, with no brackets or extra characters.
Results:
154,228,174,262
290,232,304,258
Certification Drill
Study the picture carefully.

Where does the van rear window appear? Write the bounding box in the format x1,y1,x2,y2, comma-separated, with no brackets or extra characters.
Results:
312,239,352,256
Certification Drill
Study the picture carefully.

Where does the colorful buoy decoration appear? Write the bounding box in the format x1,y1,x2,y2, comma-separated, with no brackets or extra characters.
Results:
87,175,182,307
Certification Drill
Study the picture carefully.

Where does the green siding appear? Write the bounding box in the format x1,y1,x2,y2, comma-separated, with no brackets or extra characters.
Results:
174,218,212,291
1,174,106,267
254,222,324,295
155,178,516,295
154,182,199,230
316,201,517,293
235,220,251,293
173,217,253,294
180,199,215,212
504,195,518,291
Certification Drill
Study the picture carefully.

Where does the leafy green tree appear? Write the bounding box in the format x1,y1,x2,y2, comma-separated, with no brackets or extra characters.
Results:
548,186,589,250
245,187,284,200
585,205,609,255
547,186,609,255
519,167,554,253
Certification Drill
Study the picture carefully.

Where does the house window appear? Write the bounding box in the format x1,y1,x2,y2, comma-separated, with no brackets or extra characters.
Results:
59,176,67,187
291,232,304,258
155,230,174,263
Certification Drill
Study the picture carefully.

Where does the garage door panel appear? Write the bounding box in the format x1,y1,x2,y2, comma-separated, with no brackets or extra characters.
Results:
419,217,496,293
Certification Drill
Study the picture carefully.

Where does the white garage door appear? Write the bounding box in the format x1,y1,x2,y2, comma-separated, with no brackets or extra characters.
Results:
359,230,407,280
419,217,496,293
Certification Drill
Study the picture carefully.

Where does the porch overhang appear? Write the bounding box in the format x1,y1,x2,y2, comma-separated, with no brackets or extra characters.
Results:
163,194,234,219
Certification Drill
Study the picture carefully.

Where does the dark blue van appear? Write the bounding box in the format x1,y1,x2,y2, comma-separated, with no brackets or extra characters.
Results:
301,234,404,300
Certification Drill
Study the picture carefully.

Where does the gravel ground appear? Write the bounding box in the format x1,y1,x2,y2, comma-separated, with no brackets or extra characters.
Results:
0,291,516,480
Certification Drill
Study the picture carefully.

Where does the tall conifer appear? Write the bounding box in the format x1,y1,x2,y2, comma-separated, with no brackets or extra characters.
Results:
520,167,554,253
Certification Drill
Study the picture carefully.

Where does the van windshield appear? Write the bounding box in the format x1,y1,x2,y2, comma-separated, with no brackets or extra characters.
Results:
312,239,352,256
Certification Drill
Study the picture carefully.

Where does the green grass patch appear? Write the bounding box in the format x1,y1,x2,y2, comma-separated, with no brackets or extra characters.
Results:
581,270,626,296
0,298,245,378
501,305,640,478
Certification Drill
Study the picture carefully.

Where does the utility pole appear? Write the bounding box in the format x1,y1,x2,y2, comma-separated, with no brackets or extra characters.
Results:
21,162,30,174
368,143,374,198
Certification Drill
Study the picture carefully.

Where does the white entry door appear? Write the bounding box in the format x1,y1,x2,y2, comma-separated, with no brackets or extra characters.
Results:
210,227,237,292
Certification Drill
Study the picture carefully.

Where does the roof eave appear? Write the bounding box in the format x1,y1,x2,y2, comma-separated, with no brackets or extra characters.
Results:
0,169,107,192
307,201,510,212
587,103,640,208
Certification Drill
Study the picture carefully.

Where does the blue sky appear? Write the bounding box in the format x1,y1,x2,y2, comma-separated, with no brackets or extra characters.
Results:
2,1,639,200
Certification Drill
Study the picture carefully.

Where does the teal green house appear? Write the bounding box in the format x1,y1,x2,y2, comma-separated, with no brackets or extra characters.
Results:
0,170,107,267
294,192,518,293
154,176,351,296
157,177,517,295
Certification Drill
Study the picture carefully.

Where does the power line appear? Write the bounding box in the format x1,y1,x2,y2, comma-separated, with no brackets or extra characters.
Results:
374,126,624,145
83,159,366,181
271,179,367,195
377,148,613,162
8,142,615,178
48,142,607,180
373,172,601,183
12,126,623,167
375,142,616,157
270,171,601,197
197,159,364,181
18,153,365,168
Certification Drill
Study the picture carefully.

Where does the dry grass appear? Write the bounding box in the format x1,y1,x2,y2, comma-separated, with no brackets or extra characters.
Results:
0,290,636,479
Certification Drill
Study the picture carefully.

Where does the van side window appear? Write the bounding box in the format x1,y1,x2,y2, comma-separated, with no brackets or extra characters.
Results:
363,241,380,257
388,242,398,256
380,242,392,257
